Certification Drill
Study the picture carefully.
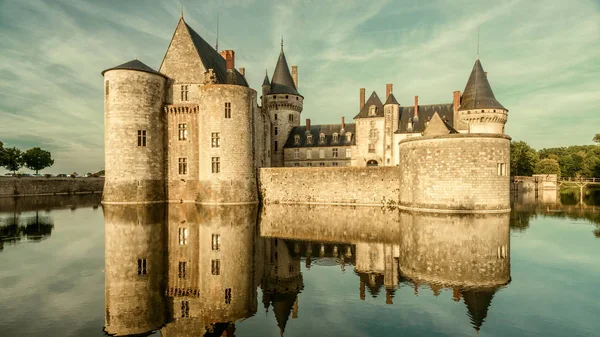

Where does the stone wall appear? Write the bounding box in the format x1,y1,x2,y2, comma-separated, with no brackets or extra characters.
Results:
398,133,511,212
258,166,399,206
0,178,104,197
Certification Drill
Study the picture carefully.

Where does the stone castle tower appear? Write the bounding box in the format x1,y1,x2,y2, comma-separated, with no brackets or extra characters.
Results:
102,15,269,205
262,41,304,167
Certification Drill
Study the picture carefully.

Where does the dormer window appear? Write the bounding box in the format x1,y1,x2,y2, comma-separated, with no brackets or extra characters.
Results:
306,134,313,144
294,134,300,145
369,105,377,116
345,132,352,142
319,133,326,143
332,133,339,142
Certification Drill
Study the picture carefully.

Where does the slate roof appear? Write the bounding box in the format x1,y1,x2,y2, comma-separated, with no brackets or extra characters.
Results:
354,91,385,119
101,59,167,78
284,123,356,148
263,71,270,86
461,288,496,333
384,92,399,105
422,112,458,136
270,48,300,96
396,103,454,134
459,58,505,111
184,22,248,87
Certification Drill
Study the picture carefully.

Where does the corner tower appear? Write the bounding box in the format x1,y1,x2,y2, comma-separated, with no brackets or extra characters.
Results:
264,41,303,167
457,58,508,134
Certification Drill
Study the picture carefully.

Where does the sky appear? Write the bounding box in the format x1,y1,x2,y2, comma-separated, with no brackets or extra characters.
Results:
0,0,599,174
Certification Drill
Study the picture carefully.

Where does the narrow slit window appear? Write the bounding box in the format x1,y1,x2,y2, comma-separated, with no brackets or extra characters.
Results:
137,258,147,275
181,301,189,317
212,234,220,251
224,102,231,118
211,157,220,173
211,259,220,275
225,288,232,304
178,261,187,279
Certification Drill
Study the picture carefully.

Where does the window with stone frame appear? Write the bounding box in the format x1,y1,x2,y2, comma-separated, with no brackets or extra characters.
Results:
178,228,188,245
333,162,338,166
306,135,313,144
274,113,278,120
274,141,278,152
332,148,339,158
294,135,300,145
181,85,189,101
319,162,325,166
137,258,147,275
211,234,220,251
178,124,188,141
224,102,231,118
497,163,507,176
294,149,299,159
306,149,312,159
306,163,312,167
211,132,220,148
274,127,278,136
319,133,326,143
211,157,220,173
369,105,377,116
319,149,325,159
294,163,299,167
369,129,378,138
332,133,339,142
345,132,352,142
225,288,232,304
178,261,187,279
137,130,147,147
181,301,189,317
346,148,352,158
178,158,187,175
368,143,375,153
288,114,294,122
211,259,220,275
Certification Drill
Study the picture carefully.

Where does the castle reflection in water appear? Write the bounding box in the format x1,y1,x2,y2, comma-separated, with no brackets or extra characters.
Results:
103,204,511,336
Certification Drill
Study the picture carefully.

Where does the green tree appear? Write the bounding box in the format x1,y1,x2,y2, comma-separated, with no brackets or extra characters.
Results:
510,141,538,176
22,147,54,174
3,147,24,174
0,141,5,167
535,158,561,176
593,134,600,144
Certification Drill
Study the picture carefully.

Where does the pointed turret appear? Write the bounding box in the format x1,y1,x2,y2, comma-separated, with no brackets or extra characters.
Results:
461,288,496,334
270,41,300,96
263,70,271,86
384,92,399,105
459,59,505,111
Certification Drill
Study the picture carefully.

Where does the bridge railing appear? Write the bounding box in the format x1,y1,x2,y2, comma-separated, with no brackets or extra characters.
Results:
559,177,600,183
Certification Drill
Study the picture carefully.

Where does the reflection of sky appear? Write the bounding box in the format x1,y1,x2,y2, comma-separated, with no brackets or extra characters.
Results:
0,207,599,337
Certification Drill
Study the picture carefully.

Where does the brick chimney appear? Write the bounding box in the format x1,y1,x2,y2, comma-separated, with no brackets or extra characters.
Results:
239,67,245,77
292,65,298,89
219,50,235,70
386,83,393,101
341,116,345,130
453,90,461,112
306,118,311,131
360,88,365,111
414,95,419,118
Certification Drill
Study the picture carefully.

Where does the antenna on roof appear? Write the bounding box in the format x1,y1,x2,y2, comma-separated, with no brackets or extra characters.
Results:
215,11,219,51
477,26,480,59
180,1,183,18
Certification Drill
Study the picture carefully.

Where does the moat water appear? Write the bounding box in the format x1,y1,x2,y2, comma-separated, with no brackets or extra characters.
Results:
0,191,598,337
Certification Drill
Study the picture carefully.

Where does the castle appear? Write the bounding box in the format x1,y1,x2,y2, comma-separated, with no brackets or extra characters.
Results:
102,15,510,212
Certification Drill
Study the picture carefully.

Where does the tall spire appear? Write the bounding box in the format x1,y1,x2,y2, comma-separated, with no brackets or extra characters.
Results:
270,38,300,96
263,69,270,86
281,35,284,52
458,58,505,111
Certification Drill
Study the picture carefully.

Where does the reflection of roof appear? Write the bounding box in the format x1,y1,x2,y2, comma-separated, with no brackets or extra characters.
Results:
262,291,298,336
461,288,496,333
101,59,166,78
459,59,505,111
284,124,356,148
270,48,300,96
356,271,385,298
354,91,384,119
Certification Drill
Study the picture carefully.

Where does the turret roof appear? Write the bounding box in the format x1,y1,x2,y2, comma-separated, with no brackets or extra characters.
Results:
263,71,270,86
354,91,384,119
384,92,399,105
101,59,167,78
270,47,300,96
459,58,505,111
461,288,496,333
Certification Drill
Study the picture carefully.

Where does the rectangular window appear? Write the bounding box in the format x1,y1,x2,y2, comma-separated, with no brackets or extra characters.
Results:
225,288,232,304
346,149,352,158
319,149,325,159
288,114,294,122
181,301,189,318
274,141,278,152
178,261,187,279
274,113,278,120
306,149,312,159
212,234,220,251
274,127,278,136
211,259,220,275
497,163,507,176
294,149,299,159
137,258,147,275
294,163,299,167
211,157,220,173
224,102,231,118
332,148,339,158
211,132,220,148
333,162,338,166
181,85,189,101
178,228,188,245
178,158,187,175
368,144,375,153
137,130,147,147
319,162,325,166
178,123,188,141
307,163,312,167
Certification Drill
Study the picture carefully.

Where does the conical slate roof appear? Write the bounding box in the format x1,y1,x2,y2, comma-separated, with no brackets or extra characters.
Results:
270,47,300,96
384,92,399,105
101,59,167,78
263,71,271,86
459,59,506,111
461,288,496,333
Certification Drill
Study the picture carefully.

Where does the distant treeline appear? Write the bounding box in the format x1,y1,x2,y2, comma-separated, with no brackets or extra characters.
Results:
510,135,600,178
0,141,54,174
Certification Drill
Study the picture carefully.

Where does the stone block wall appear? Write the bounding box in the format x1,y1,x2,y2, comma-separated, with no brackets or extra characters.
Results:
0,178,104,197
399,133,511,212
258,166,399,206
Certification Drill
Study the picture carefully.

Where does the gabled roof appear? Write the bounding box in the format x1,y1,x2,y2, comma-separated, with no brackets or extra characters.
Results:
101,59,167,78
284,123,356,148
459,58,505,111
422,112,458,136
270,47,300,96
396,103,454,134
354,91,384,119
384,92,399,105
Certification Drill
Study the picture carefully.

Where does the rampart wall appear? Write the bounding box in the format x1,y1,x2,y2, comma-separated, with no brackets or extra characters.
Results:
0,178,104,197
258,166,399,206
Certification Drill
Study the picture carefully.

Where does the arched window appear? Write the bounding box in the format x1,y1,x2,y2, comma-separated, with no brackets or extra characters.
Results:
332,133,339,142
294,134,300,145
306,134,313,144
369,105,377,116
367,160,378,167
345,132,352,142
319,133,326,143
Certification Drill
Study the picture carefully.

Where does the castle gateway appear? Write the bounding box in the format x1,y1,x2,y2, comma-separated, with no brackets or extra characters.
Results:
102,15,510,213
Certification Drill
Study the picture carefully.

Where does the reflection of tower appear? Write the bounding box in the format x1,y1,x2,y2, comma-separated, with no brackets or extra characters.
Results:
262,239,303,336
354,242,399,303
461,288,496,334
103,204,167,336
162,204,259,336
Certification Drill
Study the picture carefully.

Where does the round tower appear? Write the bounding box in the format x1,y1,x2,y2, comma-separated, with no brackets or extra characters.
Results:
265,42,303,167
197,84,258,204
457,58,508,134
103,204,167,336
101,60,167,203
